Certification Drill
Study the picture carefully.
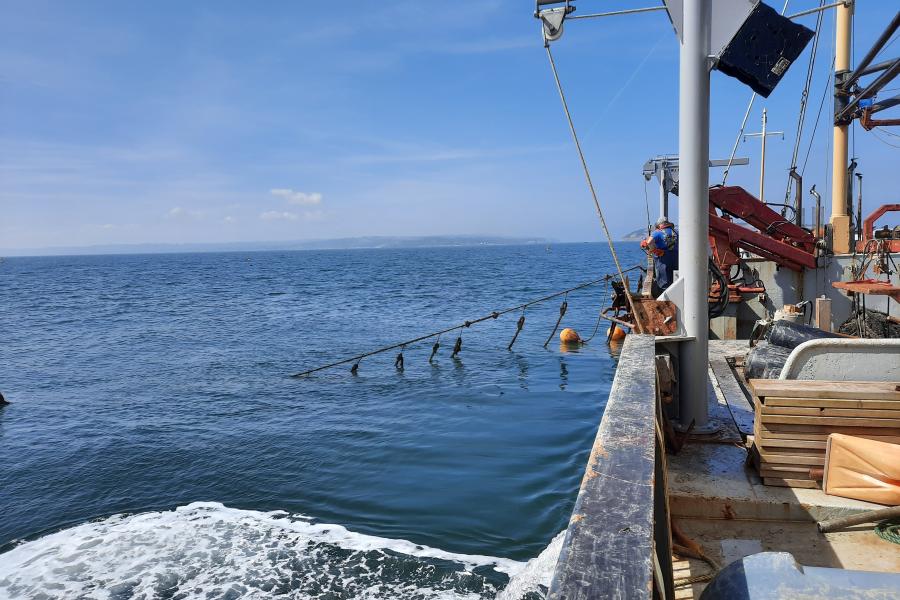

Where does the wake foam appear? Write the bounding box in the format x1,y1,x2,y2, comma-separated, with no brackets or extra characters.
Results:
0,502,558,599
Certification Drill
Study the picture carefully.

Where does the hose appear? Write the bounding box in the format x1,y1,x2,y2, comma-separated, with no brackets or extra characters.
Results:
708,259,730,319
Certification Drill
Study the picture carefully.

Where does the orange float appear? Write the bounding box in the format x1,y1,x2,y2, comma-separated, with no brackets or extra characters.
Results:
608,324,627,341
559,328,582,344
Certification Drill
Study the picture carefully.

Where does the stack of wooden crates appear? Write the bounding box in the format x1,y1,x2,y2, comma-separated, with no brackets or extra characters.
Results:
749,379,900,488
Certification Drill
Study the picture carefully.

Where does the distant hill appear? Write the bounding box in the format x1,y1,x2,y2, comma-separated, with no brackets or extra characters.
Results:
621,228,648,242
2,235,552,258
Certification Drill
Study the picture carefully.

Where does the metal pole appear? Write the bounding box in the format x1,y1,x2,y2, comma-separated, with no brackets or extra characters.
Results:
659,166,668,220
830,0,853,254
677,0,712,431
760,108,768,202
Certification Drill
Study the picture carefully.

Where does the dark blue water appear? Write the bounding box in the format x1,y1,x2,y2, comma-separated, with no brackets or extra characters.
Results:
0,243,643,599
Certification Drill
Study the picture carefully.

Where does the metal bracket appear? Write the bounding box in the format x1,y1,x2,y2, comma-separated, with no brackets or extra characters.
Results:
535,1,574,45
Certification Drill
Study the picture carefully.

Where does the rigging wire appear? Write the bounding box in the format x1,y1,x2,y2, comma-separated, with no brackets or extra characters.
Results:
543,44,646,333
802,58,835,176
785,0,826,203
291,268,643,378
870,128,900,148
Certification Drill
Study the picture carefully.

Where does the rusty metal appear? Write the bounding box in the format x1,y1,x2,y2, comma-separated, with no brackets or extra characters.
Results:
860,108,900,130
856,204,900,253
707,186,817,305
832,280,900,302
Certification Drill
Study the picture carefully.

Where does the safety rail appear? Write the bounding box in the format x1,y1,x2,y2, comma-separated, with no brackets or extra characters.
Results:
547,334,673,600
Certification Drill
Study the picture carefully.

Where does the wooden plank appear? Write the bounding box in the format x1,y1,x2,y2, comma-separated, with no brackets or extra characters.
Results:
756,438,827,450
709,357,755,436
749,379,900,401
757,430,900,443
757,445,823,456
759,467,814,479
759,414,900,428
763,477,820,489
763,397,900,410
762,406,900,419
548,334,656,600
756,449,824,466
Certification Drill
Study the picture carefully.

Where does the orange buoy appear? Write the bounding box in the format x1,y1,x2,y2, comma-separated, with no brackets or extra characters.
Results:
608,324,627,341
559,328,582,344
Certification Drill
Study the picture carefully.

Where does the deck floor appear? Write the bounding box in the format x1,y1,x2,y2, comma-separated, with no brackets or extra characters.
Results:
667,340,900,598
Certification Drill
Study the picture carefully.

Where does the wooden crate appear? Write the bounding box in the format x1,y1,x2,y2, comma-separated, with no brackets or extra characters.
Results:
749,379,900,488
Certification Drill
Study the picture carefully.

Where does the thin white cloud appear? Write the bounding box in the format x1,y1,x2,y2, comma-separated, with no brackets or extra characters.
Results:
259,210,300,222
223,216,237,224
270,188,322,206
166,206,204,220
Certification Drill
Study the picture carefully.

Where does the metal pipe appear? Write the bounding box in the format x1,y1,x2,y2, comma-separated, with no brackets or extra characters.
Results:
569,6,667,20
659,167,668,220
811,185,822,243
818,505,900,533
760,109,768,202
870,93,900,114
855,172,863,243
836,59,900,124
787,1,849,21
677,0,711,431
842,11,900,89
856,58,897,78
830,0,852,254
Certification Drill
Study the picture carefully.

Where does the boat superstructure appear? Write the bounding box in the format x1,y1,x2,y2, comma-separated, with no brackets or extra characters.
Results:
533,1,900,598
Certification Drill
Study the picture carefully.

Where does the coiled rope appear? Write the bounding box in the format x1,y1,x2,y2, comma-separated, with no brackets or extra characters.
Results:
544,44,645,334
291,267,642,378
875,519,900,545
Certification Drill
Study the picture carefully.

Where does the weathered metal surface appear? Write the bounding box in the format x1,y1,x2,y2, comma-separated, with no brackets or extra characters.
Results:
709,357,755,437
779,338,900,381
633,299,678,336
700,552,900,600
548,334,658,600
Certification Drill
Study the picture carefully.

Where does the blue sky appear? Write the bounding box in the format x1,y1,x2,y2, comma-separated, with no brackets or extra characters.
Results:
1,1,897,250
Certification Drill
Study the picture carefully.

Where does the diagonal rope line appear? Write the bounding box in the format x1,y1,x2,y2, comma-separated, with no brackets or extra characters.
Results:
544,44,645,334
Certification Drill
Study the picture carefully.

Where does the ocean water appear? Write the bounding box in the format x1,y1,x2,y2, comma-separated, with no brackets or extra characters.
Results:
0,242,643,599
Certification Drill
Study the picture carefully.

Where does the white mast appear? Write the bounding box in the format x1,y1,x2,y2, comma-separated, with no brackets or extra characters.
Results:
743,108,784,203
677,0,712,431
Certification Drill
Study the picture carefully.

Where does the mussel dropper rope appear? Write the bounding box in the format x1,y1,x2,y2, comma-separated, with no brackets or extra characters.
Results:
291,269,643,378
544,44,645,334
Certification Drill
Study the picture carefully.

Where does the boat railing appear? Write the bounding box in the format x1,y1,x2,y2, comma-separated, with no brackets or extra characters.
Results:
547,333,674,599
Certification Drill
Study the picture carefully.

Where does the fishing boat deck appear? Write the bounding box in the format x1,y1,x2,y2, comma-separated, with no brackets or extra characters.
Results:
668,340,900,598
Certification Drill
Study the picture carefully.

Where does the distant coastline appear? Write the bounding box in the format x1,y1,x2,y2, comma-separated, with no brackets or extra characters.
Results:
1,235,556,258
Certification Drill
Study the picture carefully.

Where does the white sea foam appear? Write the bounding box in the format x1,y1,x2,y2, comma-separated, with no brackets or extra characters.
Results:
494,530,565,600
0,502,542,600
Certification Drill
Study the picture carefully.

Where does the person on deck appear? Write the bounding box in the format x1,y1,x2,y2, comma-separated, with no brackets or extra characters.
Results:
641,217,678,294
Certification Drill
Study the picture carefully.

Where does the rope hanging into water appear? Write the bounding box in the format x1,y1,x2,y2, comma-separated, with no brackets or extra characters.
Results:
507,313,526,351
291,268,642,378
544,44,645,334
543,295,568,348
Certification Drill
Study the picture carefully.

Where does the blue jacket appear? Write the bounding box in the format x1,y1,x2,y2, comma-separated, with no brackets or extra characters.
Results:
651,226,678,268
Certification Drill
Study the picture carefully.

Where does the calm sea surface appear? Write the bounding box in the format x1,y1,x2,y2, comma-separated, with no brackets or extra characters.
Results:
0,243,643,599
